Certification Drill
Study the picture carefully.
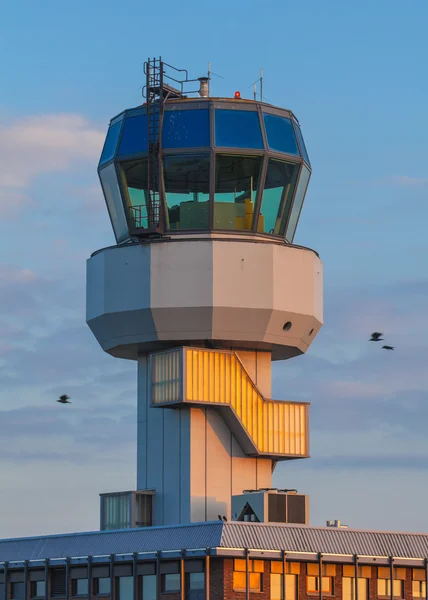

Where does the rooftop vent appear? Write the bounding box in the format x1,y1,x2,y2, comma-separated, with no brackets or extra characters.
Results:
326,519,348,528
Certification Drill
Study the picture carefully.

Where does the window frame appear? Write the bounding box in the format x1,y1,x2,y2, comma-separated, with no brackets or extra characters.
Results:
161,573,181,594
71,579,89,598
306,575,334,595
412,579,427,599
377,578,405,598
10,582,26,600
232,559,263,593
92,577,111,597
30,581,46,599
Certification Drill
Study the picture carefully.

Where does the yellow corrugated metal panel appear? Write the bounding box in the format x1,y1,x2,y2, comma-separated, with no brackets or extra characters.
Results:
182,348,308,458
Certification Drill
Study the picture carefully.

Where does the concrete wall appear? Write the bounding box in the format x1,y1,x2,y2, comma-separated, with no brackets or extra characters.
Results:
87,237,322,361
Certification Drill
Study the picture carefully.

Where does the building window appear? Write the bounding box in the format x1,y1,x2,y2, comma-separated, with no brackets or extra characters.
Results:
412,569,426,599
187,572,205,590
163,154,210,231
377,579,404,597
141,575,156,600
270,574,297,600
72,579,89,597
270,561,299,600
233,559,263,592
378,567,406,598
307,576,333,594
93,578,111,596
11,583,25,600
306,563,335,595
413,581,427,599
162,574,180,593
342,577,369,600
214,155,262,231
30,581,46,599
117,576,133,600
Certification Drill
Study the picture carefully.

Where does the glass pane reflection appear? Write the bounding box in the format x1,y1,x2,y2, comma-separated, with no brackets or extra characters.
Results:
141,575,156,600
215,110,263,149
263,114,299,156
294,122,310,165
163,155,210,230
99,121,122,165
120,159,150,230
285,165,310,242
258,160,299,235
99,164,129,243
189,573,205,590
163,110,210,148
118,115,148,157
214,155,262,230
118,577,133,600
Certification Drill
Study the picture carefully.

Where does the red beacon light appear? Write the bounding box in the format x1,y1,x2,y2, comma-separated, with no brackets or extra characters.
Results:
234,91,241,99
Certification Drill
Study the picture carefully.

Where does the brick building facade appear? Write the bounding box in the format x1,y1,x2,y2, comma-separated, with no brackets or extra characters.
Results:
0,521,427,600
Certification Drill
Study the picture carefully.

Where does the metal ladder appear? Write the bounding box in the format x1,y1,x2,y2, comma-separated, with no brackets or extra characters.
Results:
145,57,164,232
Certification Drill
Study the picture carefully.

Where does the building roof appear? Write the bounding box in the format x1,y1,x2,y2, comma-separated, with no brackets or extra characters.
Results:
1,522,428,564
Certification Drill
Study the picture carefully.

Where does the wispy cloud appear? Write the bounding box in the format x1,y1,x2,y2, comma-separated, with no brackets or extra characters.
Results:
0,114,104,218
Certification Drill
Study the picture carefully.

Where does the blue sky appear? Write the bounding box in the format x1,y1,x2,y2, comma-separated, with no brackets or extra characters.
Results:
0,0,427,537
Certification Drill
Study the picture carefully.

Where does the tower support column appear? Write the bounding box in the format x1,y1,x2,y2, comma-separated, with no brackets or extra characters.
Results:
137,350,274,525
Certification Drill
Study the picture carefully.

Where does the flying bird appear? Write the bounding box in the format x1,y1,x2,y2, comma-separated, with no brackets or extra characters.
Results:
382,345,395,351
369,332,384,342
57,394,71,404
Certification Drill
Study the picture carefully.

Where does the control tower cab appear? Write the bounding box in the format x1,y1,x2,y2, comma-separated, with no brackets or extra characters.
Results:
87,59,322,529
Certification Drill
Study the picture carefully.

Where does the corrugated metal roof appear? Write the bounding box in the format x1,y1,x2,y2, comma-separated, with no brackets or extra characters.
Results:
1,522,428,563
0,523,223,562
220,522,428,559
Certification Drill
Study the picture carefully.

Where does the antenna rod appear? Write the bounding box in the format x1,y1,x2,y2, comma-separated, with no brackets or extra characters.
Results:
208,61,211,96
254,83,257,101
260,68,263,102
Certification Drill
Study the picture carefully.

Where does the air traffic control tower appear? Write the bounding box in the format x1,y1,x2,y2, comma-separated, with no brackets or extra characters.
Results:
87,59,322,530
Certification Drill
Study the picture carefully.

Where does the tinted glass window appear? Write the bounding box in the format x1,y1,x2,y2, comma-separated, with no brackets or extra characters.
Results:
294,122,310,165
285,165,310,242
141,575,156,600
163,110,210,148
163,574,180,593
118,577,133,600
31,581,46,598
11,583,25,600
118,115,148,156
263,114,299,156
120,159,150,231
214,155,262,231
258,159,299,235
99,164,129,243
94,578,110,595
215,110,263,149
72,580,88,597
163,154,210,230
188,573,205,590
100,121,122,165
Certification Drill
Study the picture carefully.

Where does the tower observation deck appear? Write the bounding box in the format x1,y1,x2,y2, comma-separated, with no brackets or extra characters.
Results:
87,59,323,529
